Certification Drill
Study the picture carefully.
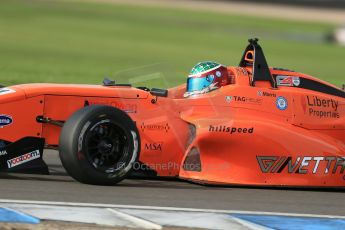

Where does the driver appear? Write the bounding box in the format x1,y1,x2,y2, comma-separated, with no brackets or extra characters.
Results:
184,61,231,97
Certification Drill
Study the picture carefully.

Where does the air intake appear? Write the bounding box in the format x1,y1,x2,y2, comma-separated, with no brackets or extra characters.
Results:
183,147,201,172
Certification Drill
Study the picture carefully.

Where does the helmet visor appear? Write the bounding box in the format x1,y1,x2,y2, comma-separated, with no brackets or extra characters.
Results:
187,75,214,92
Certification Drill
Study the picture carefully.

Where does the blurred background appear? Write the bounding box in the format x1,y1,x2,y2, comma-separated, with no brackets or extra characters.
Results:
0,0,344,88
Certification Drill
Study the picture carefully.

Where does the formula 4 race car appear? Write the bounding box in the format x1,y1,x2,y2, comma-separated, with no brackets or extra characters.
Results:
0,39,344,187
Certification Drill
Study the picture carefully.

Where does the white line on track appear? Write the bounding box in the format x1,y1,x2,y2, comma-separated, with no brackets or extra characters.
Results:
0,199,344,220
1,207,39,222
107,208,162,230
230,216,270,230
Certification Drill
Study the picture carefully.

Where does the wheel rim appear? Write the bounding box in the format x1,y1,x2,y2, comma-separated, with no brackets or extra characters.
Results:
84,120,130,173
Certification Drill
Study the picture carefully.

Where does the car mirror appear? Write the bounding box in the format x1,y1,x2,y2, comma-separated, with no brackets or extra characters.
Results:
150,88,168,97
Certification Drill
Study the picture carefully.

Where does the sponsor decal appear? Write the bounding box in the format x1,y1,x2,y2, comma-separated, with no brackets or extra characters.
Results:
276,96,288,110
0,150,7,156
235,67,248,76
225,96,232,103
239,67,248,76
307,96,338,111
7,150,41,168
225,95,262,105
87,101,137,113
141,122,170,133
276,76,300,87
0,88,15,96
0,115,13,128
292,77,301,86
257,156,345,174
209,125,254,134
145,142,163,151
302,95,339,119
257,91,276,97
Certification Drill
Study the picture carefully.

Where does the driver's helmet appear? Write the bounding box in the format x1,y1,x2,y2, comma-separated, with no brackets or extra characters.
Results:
184,61,229,97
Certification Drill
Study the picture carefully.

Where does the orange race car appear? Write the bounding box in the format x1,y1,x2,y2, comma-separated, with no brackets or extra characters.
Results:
0,39,344,187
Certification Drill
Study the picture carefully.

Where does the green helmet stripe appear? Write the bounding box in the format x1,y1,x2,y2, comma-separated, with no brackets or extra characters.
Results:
189,61,221,77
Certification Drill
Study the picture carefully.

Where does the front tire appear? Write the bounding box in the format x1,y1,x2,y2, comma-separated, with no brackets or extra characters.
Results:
59,105,140,185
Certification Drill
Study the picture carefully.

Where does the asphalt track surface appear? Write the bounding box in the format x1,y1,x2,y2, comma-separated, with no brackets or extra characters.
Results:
0,150,344,216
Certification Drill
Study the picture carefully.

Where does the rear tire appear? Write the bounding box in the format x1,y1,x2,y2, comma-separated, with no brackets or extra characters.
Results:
59,105,140,185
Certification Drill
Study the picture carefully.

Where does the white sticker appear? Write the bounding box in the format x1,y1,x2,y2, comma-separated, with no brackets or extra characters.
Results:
225,96,233,103
292,77,301,86
276,96,288,110
7,150,40,168
0,88,16,96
